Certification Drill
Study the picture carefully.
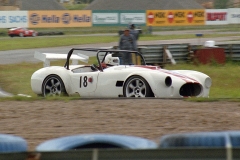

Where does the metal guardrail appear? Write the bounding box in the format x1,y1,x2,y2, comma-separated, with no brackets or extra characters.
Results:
167,44,190,63
1,148,240,160
138,44,190,65
138,45,165,64
231,44,240,61
138,43,240,65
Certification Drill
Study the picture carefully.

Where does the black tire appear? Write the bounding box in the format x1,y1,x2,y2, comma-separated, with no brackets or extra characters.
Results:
159,131,240,148
123,76,153,97
36,134,158,151
42,75,67,97
0,134,27,152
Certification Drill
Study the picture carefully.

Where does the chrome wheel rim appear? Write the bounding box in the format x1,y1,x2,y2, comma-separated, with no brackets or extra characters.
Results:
44,77,62,96
125,78,146,97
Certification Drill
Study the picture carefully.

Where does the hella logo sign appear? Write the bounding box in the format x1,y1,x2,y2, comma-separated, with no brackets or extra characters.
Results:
30,13,40,25
62,13,71,24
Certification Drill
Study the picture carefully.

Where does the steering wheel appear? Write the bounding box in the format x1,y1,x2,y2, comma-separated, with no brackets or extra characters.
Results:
91,64,99,71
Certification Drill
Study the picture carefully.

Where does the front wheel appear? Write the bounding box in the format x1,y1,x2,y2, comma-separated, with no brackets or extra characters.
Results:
123,76,153,97
42,75,67,97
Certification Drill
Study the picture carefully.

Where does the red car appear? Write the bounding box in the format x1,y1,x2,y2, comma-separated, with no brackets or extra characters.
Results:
8,27,38,37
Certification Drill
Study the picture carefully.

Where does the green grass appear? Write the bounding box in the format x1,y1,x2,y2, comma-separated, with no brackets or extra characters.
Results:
1,33,240,51
1,24,240,38
0,36,117,51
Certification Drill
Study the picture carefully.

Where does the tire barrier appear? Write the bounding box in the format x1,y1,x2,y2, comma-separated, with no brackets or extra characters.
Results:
0,32,7,36
36,134,158,151
159,131,240,148
0,134,27,152
37,31,64,36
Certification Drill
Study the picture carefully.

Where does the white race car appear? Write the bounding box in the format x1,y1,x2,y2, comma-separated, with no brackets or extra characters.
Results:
31,48,212,98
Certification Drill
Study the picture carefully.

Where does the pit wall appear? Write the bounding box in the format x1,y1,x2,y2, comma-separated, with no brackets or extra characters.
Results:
0,9,239,28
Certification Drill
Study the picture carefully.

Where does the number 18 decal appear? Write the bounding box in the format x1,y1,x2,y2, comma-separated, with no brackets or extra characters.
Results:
80,76,88,88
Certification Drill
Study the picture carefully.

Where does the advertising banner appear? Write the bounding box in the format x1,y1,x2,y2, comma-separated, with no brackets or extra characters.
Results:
146,10,205,26
92,13,118,24
0,11,28,28
120,13,146,24
205,9,228,25
92,10,145,26
28,10,92,28
228,8,240,24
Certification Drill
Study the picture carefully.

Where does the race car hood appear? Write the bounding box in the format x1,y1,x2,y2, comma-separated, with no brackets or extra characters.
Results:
105,65,200,83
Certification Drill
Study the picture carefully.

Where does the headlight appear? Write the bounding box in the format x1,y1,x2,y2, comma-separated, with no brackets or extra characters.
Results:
205,77,212,88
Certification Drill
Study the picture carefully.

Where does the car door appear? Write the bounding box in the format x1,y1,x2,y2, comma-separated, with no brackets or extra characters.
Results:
70,71,99,96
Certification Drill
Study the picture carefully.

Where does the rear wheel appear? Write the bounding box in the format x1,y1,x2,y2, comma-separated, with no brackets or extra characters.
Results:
123,76,153,97
42,75,67,97
19,32,23,37
32,32,36,37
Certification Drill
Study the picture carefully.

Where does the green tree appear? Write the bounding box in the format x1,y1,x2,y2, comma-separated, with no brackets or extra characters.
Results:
75,0,94,4
214,0,228,9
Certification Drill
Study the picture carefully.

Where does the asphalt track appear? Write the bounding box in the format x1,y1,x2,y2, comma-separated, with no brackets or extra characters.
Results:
1,35,240,65
1,29,240,64
1,31,240,96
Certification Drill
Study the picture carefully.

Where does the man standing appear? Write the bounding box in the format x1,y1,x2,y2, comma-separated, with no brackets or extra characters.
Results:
119,28,137,65
129,24,139,40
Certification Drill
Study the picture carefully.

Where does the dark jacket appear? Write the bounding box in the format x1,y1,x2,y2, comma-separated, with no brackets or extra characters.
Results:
119,34,137,51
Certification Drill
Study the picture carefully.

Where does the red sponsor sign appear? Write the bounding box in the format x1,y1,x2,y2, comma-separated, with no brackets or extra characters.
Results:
147,12,154,24
207,12,227,21
147,10,205,26
167,12,174,23
187,12,193,23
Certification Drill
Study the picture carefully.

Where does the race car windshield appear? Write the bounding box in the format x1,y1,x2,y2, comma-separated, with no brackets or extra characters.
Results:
100,52,144,66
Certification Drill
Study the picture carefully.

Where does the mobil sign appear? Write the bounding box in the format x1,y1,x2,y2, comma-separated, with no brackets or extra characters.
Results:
206,9,228,25
0,11,28,28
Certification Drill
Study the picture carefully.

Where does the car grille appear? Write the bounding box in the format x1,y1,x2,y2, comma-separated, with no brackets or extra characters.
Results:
179,83,202,97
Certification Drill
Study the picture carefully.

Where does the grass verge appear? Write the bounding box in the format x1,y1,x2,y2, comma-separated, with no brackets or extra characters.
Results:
1,24,240,38
1,33,240,51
